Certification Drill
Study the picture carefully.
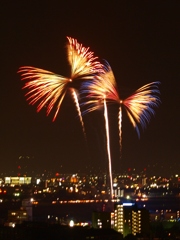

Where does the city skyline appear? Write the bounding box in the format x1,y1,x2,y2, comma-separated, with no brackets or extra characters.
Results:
1,1,179,175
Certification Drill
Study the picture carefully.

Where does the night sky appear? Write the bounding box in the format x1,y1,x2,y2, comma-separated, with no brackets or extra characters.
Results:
1,1,179,176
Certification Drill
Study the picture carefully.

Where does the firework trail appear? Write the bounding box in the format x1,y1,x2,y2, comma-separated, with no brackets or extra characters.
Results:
18,37,103,133
103,98,113,198
70,88,86,134
81,61,160,198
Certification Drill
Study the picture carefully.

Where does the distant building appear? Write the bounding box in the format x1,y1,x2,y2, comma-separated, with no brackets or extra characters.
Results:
7,208,28,225
22,198,33,221
92,211,111,229
5,198,33,227
132,208,150,236
5,177,31,185
149,209,180,222
113,186,124,198
114,202,150,237
114,203,124,235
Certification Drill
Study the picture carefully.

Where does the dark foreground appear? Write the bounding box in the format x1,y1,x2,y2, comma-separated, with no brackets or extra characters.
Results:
0,222,122,240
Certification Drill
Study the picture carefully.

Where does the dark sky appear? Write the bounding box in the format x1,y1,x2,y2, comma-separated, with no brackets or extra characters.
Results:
0,1,179,176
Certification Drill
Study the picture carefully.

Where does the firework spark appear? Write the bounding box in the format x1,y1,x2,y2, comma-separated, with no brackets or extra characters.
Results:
67,37,103,79
18,37,103,126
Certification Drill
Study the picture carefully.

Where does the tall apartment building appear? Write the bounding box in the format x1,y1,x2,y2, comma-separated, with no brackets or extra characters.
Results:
114,202,150,237
131,208,150,236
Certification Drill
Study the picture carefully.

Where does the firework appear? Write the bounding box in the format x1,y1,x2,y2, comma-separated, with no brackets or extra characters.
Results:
81,61,160,198
81,63,119,198
81,61,160,142
122,82,161,138
18,37,103,126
